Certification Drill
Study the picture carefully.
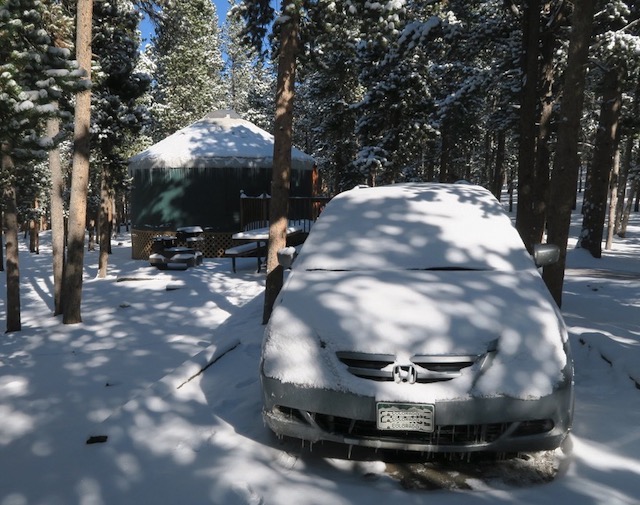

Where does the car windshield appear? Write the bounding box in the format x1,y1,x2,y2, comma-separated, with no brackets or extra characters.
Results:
294,184,535,273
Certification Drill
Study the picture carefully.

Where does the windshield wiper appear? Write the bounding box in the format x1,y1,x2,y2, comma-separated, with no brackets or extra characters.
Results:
305,269,352,272
408,266,488,271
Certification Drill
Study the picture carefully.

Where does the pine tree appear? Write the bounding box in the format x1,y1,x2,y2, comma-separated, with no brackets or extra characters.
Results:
62,0,93,324
543,0,598,306
223,3,254,114
92,0,150,277
150,0,226,140
234,0,300,323
222,1,274,128
0,0,83,331
579,0,640,257
263,0,300,324
346,1,520,186
0,1,79,160
296,0,362,192
349,0,410,185
244,59,275,131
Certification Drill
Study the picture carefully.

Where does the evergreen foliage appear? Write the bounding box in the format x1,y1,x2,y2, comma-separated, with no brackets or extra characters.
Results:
296,0,362,191
222,1,275,130
0,0,82,163
238,0,639,271
92,0,150,196
578,0,640,255
149,0,226,140
291,0,534,190
0,0,83,249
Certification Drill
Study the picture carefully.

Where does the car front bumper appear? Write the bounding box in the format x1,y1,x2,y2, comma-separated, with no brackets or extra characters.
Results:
261,374,574,453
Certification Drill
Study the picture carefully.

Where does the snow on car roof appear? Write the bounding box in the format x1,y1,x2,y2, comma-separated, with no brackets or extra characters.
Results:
295,183,535,272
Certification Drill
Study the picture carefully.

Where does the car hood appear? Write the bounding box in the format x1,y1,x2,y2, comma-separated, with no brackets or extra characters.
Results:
262,269,570,402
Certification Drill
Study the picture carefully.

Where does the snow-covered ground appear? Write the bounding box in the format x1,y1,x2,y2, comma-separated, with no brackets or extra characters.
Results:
1,199,639,505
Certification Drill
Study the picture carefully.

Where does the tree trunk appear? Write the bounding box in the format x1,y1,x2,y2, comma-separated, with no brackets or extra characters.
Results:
618,136,639,239
98,168,112,278
616,82,639,235
87,219,96,251
440,119,451,182
491,131,505,199
1,148,21,332
48,115,65,316
515,0,540,253
605,147,620,250
618,175,639,238
0,211,4,272
115,192,127,233
484,131,495,195
262,0,299,324
614,135,631,235
531,17,556,244
543,0,596,306
62,0,93,324
29,218,39,254
578,66,622,258
29,198,40,254
508,170,515,213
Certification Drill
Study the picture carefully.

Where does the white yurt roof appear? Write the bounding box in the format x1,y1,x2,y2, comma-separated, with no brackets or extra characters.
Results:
128,110,316,172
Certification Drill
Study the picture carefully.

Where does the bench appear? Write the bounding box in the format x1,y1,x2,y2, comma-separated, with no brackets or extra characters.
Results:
224,243,266,273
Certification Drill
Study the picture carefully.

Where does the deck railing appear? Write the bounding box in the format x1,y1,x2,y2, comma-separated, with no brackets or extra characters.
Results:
240,193,332,232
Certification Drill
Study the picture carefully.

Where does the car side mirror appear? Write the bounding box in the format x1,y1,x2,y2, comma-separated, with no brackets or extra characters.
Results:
533,243,560,267
277,246,297,269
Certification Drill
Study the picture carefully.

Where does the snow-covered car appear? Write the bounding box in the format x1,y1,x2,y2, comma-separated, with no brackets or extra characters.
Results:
260,183,574,454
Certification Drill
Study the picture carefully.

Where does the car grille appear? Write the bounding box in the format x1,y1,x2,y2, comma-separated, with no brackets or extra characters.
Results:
273,407,555,449
336,351,481,383
301,409,508,445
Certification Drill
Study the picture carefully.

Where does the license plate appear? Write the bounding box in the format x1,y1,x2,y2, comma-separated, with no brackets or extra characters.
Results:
377,402,435,432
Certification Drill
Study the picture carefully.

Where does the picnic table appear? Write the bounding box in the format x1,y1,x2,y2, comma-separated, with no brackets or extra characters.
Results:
225,226,303,273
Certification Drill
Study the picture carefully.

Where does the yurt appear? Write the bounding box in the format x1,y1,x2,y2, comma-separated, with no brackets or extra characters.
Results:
128,110,317,258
